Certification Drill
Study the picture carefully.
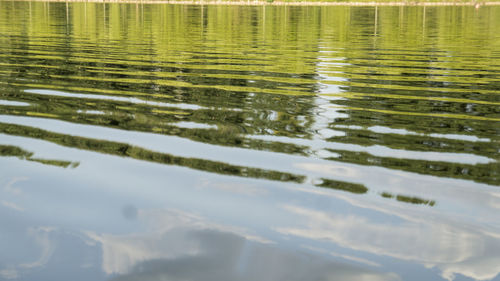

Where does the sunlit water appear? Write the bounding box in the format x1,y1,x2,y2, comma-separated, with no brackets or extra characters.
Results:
0,2,499,281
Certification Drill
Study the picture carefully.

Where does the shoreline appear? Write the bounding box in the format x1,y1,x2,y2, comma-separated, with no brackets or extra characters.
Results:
8,0,500,6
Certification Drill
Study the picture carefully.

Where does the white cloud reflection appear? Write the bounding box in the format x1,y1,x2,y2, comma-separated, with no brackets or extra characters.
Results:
86,208,273,276
275,205,500,281
1,201,24,212
0,227,57,280
86,208,400,281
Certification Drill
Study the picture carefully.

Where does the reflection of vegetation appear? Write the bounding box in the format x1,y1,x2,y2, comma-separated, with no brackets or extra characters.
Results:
327,127,498,159
0,123,305,183
396,195,435,206
381,192,394,198
0,2,498,187
0,145,78,168
2,128,441,206
0,96,311,156
316,179,437,207
325,149,499,186
380,192,435,206
27,158,79,168
316,178,368,194
0,145,33,158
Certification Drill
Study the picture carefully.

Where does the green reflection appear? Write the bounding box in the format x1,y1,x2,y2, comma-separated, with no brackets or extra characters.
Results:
325,149,499,185
0,2,498,188
380,192,436,206
0,144,33,158
28,157,79,168
0,144,78,168
316,178,368,194
0,122,305,183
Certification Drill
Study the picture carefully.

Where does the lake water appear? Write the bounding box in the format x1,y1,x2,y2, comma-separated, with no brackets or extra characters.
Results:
0,2,499,281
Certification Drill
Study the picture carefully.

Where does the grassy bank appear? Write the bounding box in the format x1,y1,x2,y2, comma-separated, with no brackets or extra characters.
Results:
10,0,500,6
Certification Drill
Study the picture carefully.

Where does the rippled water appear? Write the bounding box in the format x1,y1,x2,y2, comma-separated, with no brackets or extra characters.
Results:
0,2,499,281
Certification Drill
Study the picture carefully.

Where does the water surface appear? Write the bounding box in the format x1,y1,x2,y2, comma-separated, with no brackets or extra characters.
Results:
0,2,499,281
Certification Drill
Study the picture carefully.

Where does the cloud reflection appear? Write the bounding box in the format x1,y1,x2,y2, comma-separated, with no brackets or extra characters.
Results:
275,205,500,281
87,208,400,281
